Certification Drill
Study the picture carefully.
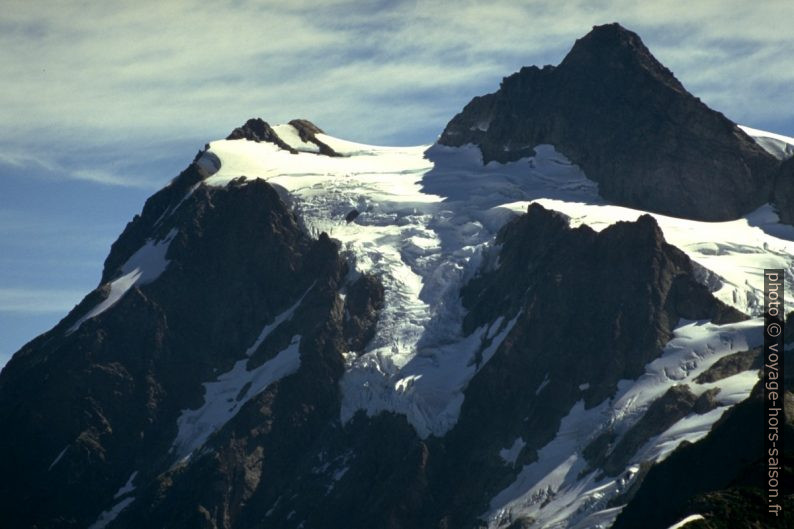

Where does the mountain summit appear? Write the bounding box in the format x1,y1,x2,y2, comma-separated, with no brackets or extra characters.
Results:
439,23,779,221
558,23,685,90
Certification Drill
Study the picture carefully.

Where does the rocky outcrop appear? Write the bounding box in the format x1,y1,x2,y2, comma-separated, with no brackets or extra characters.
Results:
773,157,794,224
226,118,298,153
289,119,341,157
226,117,341,157
345,209,360,223
114,233,350,529
594,385,716,476
439,23,779,221
101,157,206,283
695,346,762,384
612,379,794,529
343,274,385,353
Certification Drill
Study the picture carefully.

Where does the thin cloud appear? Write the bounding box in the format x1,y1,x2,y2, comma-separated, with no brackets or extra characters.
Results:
0,287,84,314
68,168,157,189
1,1,793,188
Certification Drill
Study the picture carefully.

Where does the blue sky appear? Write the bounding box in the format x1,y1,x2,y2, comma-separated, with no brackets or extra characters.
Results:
2,0,793,368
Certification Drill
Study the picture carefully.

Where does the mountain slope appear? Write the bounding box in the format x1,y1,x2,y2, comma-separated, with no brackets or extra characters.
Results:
0,173,348,528
439,23,779,221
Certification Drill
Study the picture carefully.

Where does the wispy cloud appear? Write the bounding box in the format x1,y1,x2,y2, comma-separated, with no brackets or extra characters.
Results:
1,1,793,188
0,150,161,189
67,168,156,189
0,287,84,314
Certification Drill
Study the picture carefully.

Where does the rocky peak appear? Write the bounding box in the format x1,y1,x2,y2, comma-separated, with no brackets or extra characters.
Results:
227,117,341,157
289,118,342,157
289,118,324,137
226,117,298,152
559,23,685,93
226,117,276,142
439,23,779,221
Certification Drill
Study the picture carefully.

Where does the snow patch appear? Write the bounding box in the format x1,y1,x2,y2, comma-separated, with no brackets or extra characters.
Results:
68,229,177,334
195,151,221,176
273,124,320,153
48,446,68,471
667,514,706,529
332,466,349,481
740,125,794,159
500,437,526,466
88,497,135,529
113,471,138,499
173,336,302,460
536,373,551,396
172,287,312,459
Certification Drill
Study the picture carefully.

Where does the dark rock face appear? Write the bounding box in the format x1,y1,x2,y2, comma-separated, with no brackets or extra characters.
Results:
115,246,350,529
773,157,794,224
343,274,385,353
345,209,360,223
101,160,205,283
462,203,744,382
0,176,347,529
439,23,778,221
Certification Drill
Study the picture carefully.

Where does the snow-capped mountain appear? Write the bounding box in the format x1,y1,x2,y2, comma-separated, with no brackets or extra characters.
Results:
0,23,792,529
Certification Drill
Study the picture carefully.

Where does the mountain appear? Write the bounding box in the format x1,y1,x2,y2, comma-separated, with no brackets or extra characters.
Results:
1,23,792,529
439,23,782,222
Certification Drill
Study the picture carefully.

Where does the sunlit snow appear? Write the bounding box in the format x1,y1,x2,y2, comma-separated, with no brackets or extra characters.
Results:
666,514,706,529
196,126,790,443
272,124,321,153
485,319,762,529
740,124,794,160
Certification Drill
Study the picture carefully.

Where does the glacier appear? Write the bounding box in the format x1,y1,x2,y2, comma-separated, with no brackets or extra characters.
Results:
185,122,794,444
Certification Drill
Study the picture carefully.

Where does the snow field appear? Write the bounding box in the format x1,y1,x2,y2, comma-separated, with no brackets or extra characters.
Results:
198,126,792,441
485,319,762,529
